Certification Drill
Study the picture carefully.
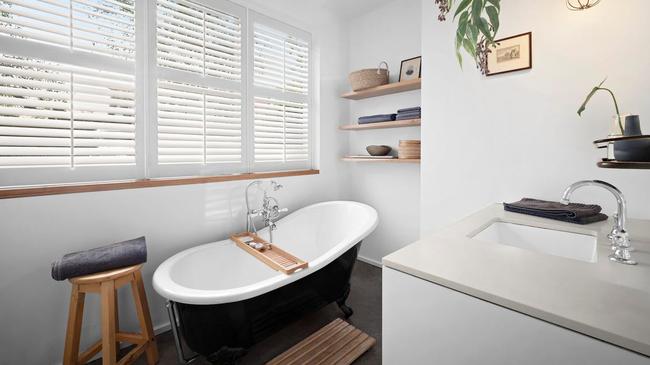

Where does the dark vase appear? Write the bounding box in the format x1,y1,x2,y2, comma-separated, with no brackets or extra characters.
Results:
614,115,650,162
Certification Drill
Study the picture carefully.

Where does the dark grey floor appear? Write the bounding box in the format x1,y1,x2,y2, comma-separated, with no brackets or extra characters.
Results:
92,261,381,365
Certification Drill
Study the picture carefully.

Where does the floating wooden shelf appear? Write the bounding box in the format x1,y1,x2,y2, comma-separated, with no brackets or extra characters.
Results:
597,160,650,169
339,118,420,131
341,79,421,100
342,157,420,163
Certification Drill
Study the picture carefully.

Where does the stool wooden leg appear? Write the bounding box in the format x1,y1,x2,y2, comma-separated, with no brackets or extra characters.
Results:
114,293,120,354
63,284,85,365
131,271,159,365
100,280,117,365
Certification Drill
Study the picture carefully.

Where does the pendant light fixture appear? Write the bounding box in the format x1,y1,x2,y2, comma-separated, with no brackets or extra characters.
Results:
567,0,602,11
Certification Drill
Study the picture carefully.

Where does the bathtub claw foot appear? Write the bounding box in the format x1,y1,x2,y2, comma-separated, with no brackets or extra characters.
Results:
337,301,354,318
206,346,247,365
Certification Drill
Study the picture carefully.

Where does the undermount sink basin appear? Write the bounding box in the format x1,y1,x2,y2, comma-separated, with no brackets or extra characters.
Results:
472,221,598,263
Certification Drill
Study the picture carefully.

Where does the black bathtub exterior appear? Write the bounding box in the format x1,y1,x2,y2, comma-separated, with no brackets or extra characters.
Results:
173,242,361,362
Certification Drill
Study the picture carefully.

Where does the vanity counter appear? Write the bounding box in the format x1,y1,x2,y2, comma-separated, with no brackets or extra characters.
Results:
383,204,650,357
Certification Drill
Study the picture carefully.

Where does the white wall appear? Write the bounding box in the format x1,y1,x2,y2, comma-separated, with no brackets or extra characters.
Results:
345,0,422,264
0,5,350,364
420,0,650,236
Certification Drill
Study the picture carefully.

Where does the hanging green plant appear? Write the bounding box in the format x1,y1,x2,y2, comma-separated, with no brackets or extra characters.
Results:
434,0,501,75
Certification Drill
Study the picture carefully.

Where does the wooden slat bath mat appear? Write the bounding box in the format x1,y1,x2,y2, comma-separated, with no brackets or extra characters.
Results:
266,318,376,365
231,232,308,274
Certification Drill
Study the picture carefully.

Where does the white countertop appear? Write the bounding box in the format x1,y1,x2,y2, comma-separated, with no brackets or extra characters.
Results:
383,204,650,357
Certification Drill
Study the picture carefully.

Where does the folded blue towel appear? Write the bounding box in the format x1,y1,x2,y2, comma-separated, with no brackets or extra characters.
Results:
396,111,421,118
396,110,421,120
396,114,421,121
397,107,421,114
358,114,397,124
51,237,147,281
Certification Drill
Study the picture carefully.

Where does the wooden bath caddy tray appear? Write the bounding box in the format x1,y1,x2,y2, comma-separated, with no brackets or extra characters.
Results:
231,232,308,274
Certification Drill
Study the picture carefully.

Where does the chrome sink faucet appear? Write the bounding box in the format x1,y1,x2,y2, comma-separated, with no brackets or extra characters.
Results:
245,180,288,243
561,180,636,265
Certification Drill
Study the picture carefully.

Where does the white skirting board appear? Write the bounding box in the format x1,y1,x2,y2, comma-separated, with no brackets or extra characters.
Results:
356,255,382,268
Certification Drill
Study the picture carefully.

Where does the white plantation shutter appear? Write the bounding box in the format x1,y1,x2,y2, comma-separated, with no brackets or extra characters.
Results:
157,80,241,164
0,55,136,167
157,0,241,80
254,97,308,162
0,0,140,186
254,24,309,95
0,0,136,60
151,0,245,177
250,13,311,171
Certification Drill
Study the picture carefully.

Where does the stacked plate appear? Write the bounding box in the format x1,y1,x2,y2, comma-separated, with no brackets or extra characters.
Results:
398,140,421,159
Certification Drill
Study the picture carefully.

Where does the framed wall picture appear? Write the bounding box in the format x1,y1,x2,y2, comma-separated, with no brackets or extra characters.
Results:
399,56,422,82
486,32,532,76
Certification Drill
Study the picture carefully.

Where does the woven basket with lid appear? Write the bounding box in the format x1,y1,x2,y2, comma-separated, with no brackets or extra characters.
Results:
348,61,389,91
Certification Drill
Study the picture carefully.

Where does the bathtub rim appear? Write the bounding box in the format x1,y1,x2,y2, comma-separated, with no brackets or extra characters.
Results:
153,200,378,305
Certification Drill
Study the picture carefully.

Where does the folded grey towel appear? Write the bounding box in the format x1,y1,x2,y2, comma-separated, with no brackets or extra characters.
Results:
397,107,421,114
503,198,607,225
51,237,147,281
358,114,397,124
396,113,421,120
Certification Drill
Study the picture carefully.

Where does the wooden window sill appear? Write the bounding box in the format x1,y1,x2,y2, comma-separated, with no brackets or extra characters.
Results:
0,169,319,199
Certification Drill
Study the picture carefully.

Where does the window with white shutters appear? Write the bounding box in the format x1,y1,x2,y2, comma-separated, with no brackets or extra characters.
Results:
250,16,311,171
0,1,313,188
152,0,245,177
0,0,139,186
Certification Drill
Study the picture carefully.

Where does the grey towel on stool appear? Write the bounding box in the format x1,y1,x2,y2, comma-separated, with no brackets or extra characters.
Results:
503,198,608,225
51,237,147,281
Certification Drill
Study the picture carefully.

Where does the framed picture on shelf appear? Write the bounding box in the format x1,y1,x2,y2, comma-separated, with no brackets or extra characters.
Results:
486,32,532,76
399,56,422,82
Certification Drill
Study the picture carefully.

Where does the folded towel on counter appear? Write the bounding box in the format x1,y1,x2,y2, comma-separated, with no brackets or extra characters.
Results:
503,198,608,225
397,106,421,114
51,237,147,281
358,113,397,124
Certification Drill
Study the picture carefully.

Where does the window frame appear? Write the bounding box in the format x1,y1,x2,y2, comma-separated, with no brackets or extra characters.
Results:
247,11,314,173
146,0,250,179
0,0,315,188
0,1,145,187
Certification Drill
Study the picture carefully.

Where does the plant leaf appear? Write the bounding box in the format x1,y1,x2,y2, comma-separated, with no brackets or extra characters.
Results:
456,49,463,68
467,23,479,44
454,0,472,19
462,37,476,58
577,78,608,116
486,0,500,10
457,12,469,38
478,17,493,42
485,5,499,34
471,0,483,25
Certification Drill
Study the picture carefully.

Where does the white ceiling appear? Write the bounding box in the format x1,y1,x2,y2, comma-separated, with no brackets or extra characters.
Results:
313,0,398,19
242,0,398,22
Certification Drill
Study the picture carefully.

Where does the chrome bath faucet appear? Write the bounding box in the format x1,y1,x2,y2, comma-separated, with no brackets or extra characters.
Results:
245,180,288,244
561,180,636,265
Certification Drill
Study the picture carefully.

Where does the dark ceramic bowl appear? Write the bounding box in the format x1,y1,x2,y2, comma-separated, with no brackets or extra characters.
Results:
614,140,650,162
366,145,392,156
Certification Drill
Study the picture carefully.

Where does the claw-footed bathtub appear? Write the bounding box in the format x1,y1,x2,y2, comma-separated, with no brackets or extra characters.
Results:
153,201,378,362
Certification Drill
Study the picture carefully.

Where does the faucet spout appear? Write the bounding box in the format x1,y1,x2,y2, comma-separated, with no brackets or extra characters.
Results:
561,180,626,232
560,180,636,265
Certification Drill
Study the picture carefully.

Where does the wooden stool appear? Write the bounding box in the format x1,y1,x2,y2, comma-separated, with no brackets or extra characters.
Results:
63,264,159,365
